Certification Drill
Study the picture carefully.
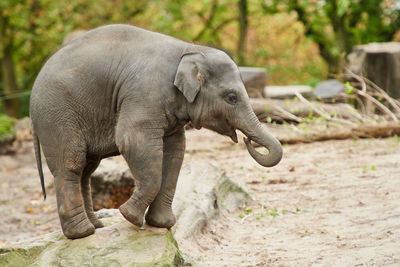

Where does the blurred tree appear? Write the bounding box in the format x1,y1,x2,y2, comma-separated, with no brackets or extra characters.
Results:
238,0,248,65
0,0,331,117
260,0,400,73
0,0,26,117
0,0,148,117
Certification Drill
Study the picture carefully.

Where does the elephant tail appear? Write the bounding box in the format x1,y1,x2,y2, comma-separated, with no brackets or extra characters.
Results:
33,130,46,200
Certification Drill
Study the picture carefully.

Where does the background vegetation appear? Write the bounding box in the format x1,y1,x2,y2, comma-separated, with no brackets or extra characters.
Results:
0,0,399,118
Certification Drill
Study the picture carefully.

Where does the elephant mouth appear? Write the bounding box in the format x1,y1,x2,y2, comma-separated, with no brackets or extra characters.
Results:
229,128,238,143
224,119,238,143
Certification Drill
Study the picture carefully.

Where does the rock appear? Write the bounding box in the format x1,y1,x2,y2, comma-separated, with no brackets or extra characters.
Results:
313,79,345,99
347,42,400,98
239,67,267,98
172,162,250,240
0,134,15,155
0,161,248,266
0,215,183,266
264,85,313,99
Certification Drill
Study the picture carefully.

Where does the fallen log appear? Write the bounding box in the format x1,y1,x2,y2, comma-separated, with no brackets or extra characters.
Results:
250,98,362,123
274,123,400,144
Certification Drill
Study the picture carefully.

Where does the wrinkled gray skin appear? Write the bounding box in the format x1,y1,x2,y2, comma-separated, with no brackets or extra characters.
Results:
30,24,282,239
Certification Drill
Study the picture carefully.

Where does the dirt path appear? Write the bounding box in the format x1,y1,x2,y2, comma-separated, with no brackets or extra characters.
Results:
182,130,400,266
1,129,399,266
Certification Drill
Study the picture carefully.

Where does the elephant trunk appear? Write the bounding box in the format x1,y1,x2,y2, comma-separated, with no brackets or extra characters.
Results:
235,109,283,167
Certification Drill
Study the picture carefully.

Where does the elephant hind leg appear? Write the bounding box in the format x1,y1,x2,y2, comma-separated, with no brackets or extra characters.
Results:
81,158,104,229
43,142,95,239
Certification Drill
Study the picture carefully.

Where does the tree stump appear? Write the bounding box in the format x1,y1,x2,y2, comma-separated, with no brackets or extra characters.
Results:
347,42,400,99
238,67,267,97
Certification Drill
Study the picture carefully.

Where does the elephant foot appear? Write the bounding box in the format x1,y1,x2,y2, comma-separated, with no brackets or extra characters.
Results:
61,212,95,239
87,215,104,229
119,199,146,227
145,204,176,229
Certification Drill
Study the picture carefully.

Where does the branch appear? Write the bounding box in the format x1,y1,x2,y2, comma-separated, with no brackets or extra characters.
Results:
211,17,237,36
294,91,357,126
345,70,399,121
193,0,218,41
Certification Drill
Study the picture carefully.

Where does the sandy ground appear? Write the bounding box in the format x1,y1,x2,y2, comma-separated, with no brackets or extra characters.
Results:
0,128,399,266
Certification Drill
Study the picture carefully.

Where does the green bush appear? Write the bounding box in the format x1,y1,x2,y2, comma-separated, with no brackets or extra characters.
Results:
0,114,16,140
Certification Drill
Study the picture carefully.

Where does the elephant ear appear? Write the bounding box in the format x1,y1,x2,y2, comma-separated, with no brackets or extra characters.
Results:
174,53,205,103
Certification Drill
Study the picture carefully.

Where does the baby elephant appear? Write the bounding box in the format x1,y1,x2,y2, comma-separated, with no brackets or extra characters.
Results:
30,24,282,239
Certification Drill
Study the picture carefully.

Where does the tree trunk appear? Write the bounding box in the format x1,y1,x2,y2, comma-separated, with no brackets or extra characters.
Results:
347,42,400,99
0,14,20,117
1,43,20,118
237,0,248,65
289,0,341,73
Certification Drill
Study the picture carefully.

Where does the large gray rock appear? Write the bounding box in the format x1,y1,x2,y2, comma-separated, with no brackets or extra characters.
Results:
313,79,345,99
0,215,183,266
0,161,248,266
172,162,249,240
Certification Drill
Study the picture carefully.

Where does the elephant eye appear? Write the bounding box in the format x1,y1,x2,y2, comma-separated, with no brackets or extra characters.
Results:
225,92,238,105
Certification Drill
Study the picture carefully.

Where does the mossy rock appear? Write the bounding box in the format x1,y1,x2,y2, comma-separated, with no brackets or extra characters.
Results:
172,162,249,240
0,216,183,267
214,176,250,212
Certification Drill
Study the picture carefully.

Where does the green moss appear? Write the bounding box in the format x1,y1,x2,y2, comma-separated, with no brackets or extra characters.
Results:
0,234,59,267
165,231,184,267
0,221,183,267
214,176,250,211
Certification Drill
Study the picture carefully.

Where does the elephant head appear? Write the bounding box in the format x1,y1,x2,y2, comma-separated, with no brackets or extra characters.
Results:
174,49,282,167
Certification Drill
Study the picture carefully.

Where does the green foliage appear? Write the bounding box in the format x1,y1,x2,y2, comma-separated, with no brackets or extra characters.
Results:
1,0,399,117
261,0,400,72
345,81,353,95
0,113,15,137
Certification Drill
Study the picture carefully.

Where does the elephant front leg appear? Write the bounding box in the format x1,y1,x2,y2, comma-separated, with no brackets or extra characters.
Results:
145,128,185,228
116,126,164,228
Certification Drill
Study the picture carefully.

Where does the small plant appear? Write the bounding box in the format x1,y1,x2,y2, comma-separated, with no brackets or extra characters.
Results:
345,81,353,95
245,208,252,214
361,165,368,174
264,104,270,114
269,208,278,217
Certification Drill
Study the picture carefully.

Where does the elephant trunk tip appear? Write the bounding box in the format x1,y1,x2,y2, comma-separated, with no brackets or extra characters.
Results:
243,137,283,167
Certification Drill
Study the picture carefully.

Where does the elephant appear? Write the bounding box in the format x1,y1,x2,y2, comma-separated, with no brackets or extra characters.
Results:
30,24,282,239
